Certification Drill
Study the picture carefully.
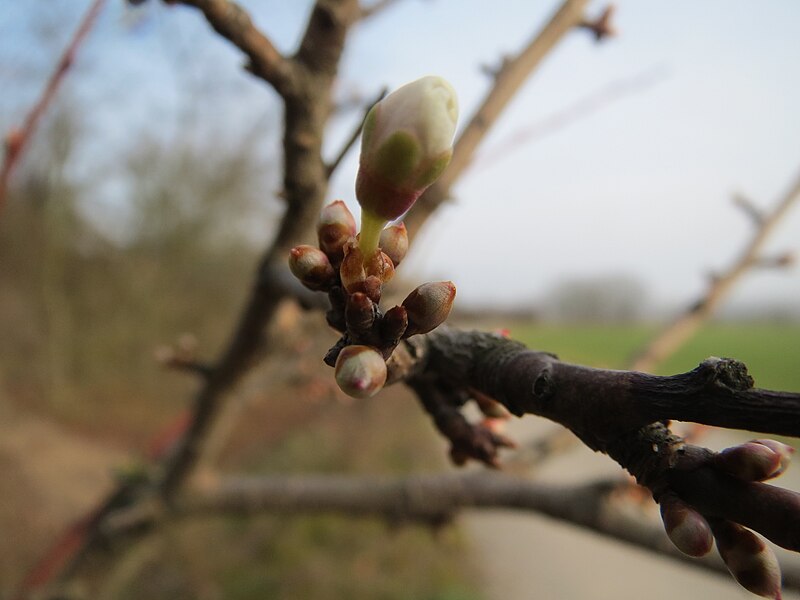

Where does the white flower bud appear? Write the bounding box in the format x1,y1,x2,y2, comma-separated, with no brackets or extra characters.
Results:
356,76,458,256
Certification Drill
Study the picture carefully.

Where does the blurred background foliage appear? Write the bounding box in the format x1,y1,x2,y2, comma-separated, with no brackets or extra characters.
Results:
2,2,799,599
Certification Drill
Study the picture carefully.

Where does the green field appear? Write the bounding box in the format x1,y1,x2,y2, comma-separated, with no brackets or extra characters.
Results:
509,322,800,391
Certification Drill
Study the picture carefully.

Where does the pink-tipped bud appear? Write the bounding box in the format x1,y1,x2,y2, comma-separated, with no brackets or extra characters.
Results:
289,245,336,291
715,442,784,482
753,439,794,478
402,281,456,337
379,223,409,267
712,521,783,599
318,200,356,264
659,496,713,557
345,292,375,336
334,345,387,399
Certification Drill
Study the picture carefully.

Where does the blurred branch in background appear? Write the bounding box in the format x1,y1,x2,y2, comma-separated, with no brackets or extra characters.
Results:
477,64,670,171
404,0,603,239
0,0,107,215
629,168,800,372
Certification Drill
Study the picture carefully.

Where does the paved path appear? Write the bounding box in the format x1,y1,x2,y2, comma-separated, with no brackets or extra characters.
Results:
465,417,800,600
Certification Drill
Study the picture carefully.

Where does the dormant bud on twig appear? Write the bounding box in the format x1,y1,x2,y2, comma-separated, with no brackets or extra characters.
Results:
355,76,458,258
711,520,783,599
334,345,387,398
379,223,409,267
659,495,713,557
714,441,786,482
318,200,357,265
289,245,336,291
752,439,794,477
402,281,456,336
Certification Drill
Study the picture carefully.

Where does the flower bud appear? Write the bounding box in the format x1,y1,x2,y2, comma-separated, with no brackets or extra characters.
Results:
345,292,375,336
712,520,783,599
363,275,382,304
288,245,335,291
379,223,409,267
376,251,395,284
355,76,458,257
753,439,794,478
317,200,357,264
659,495,713,557
334,345,387,399
715,442,784,482
402,281,456,337
380,305,408,345
339,241,366,293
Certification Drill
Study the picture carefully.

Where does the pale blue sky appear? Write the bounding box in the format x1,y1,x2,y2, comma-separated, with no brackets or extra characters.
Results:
2,0,799,312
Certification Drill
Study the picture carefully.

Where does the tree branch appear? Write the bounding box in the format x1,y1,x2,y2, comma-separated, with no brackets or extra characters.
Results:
0,0,107,216
157,0,360,500
181,472,800,589
629,168,800,372
325,87,387,177
405,327,800,553
175,0,294,94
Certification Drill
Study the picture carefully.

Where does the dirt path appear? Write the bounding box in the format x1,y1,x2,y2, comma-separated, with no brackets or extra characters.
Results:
0,405,127,596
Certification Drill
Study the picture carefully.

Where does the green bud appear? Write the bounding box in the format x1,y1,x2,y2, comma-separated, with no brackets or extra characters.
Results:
334,345,387,399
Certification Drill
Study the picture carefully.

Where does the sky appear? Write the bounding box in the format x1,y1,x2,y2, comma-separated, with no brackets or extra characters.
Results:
2,0,800,313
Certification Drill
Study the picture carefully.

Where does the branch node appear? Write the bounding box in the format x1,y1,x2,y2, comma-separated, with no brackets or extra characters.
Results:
579,4,617,42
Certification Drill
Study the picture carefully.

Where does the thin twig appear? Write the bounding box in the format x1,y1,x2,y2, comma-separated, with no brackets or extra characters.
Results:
325,87,387,177
0,0,107,216
629,168,800,372
405,0,604,239
358,0,404,20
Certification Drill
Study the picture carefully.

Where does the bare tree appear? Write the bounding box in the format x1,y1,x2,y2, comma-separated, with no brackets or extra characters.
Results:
5,2,800,599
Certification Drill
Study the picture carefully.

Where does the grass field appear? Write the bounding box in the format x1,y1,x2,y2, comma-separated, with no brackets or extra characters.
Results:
508,322,800,391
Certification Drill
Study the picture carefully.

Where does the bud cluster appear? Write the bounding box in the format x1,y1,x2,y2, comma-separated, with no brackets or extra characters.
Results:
289,198,456,398
287,76,459,399
658,438,794,599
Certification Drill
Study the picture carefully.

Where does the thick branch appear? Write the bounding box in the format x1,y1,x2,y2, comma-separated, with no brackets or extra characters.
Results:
420,328,800,443
183,472,800,588
404,0,593,239
158,0,359,499
176,0,293,94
